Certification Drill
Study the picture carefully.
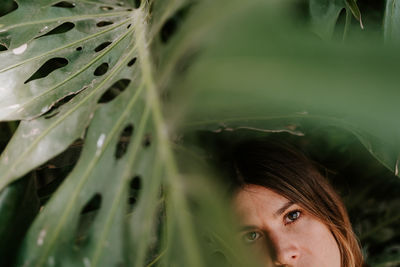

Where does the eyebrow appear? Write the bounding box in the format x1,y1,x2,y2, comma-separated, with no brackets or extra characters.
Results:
239,225,258,232
273,201,294,217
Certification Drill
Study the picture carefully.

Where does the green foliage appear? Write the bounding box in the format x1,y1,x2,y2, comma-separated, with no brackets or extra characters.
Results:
0,0,399,266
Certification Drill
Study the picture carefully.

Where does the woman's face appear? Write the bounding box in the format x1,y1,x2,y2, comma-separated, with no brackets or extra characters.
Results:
233,184,341,267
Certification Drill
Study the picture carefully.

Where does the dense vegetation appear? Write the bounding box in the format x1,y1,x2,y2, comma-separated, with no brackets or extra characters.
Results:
0,0,399,266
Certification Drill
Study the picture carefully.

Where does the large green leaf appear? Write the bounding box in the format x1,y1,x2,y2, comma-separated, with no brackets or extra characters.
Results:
309,0,346,39
167,0,400,177
0,0,139,188
0,0,267,266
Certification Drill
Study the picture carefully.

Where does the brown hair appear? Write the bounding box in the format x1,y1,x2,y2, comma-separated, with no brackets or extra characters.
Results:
230,139,364,267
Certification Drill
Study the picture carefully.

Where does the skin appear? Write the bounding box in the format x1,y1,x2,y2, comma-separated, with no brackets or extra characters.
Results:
233,184,341,267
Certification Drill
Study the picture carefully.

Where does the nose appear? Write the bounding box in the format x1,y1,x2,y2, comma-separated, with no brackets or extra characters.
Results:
268,232,300,266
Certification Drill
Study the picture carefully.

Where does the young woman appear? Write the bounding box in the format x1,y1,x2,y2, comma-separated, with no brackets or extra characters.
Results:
229,139,364,267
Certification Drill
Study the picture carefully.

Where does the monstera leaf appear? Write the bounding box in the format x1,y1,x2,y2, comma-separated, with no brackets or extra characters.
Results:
0,0,252,266
0,0,274,266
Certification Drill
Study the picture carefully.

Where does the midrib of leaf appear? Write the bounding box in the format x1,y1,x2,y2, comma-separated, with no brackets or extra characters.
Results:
146,248,167,267
0,27,137,189
0,11,130,32
0,17,131,73
185,114,319,127
184,113,377,127
186,114,399,175
134,6,204,267
32,60,144,267
6,19,134,119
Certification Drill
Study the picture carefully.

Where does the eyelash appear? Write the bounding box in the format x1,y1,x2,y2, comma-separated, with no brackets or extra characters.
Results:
283,209,302,225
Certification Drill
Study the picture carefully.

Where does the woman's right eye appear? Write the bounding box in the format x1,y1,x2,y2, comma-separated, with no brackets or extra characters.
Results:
242,231,261,243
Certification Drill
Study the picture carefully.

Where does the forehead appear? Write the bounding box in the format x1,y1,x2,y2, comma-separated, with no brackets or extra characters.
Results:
233,184,290,221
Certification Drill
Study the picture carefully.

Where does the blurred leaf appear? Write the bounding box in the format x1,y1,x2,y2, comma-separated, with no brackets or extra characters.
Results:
368,245,400,266
171,0,400,178
309,0,345,39
384,0,400,43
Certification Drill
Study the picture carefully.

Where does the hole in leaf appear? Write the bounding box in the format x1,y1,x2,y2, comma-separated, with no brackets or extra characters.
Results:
0,121,19,154
128,196,136,207
115,124,134,159
126,8,133,12
94,41,112,52
127,57,136,67
52,1,76,8
143,133,151,148
76,46,82,51
0,44,7,51
96,21,114,27
36,138,83,205
134,0,141,8
100,6,114,11
98,79,130,103
128,176,141,211
36,22,75,39
94,63,109,76
75,193,102,246
0,1,18,17
81,193,102,213
43,91,82,119
24,58,68,84
127,24,131,29
160,5,192,44
43,111,59,119
130,175,141,190
128,196,136,206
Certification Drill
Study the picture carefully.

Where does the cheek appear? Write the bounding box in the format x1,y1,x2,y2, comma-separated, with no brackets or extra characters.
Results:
294,217,341,266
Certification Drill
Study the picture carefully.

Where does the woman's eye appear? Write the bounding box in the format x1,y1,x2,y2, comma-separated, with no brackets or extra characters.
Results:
242,231,260,243
284,210,301,224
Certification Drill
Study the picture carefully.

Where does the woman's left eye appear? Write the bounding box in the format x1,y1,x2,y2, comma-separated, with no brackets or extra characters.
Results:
284,210,301,224
242,231,261,243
